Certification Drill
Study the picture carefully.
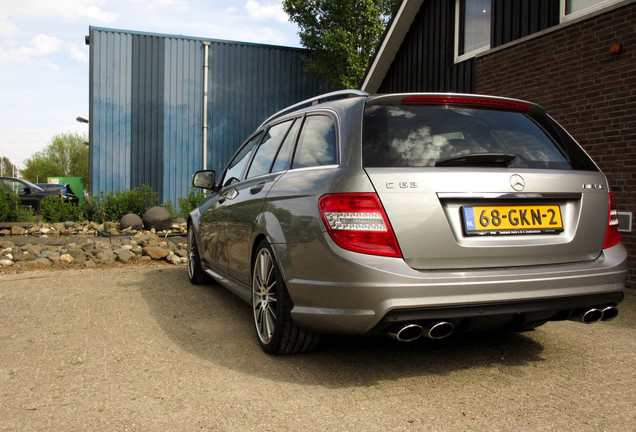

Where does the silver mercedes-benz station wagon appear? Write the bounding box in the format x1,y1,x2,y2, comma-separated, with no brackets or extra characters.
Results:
187,90,627,354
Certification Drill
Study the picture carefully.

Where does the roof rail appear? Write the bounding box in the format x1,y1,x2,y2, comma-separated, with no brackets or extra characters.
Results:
258,90,370,128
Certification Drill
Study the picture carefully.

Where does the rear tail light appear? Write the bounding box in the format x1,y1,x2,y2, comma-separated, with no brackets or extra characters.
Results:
319,193,402,258
603,193,621,249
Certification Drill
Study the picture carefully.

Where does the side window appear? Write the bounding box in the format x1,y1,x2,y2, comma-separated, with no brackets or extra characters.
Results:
292,115,337,169
246,119,294,179
222,132,263,188
271,118,301,173
2,179,25,194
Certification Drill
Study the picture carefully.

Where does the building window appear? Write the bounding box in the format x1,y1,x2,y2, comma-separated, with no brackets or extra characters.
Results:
456,0,491,61
562,0,624,20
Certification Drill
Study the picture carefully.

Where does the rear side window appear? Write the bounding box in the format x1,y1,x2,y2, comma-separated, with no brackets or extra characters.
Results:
247,119,294,179
363,105,596,170
292,115,337,169
271,118,301,173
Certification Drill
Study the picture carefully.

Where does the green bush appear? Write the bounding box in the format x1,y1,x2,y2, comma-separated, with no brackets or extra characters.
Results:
177,189,205,218
90,185,158,222
0,186,21,222
39,195,84,222
162,199,179,219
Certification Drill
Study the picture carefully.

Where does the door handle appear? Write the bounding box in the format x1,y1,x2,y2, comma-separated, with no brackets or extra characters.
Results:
224,188,238,200
250,182,266,195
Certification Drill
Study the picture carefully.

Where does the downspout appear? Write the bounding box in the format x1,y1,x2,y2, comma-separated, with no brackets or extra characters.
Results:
202,41,211,170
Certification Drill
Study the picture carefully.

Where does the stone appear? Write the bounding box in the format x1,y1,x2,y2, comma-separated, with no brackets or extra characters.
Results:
104,222,119,233
0,229,11,236
59,254,73,263
68,249,88,264
142,246,170,260
11,226,26,235
120,213,143,231
142,206,172,231
0,259,13,266
167,253,182,265
95,251,115,264
115,249,135,263
39,251,60,262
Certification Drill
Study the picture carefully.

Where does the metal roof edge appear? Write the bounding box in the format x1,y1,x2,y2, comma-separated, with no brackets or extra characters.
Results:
361,0,424,93
88,25,306,51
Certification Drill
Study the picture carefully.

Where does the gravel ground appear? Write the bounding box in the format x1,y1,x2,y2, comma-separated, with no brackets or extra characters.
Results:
0,266,634,431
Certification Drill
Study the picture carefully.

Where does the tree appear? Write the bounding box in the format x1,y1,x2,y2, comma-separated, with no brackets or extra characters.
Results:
21,132,89,184
0,157,18,177
283,0,400,89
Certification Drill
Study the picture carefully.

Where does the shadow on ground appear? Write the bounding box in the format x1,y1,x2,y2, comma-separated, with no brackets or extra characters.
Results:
139,267,546,388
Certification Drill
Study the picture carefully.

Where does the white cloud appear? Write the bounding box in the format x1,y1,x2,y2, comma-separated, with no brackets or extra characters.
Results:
245,1,289,23
225,7,238,13
0,33,63,67
0,15,18,38
67,42,88,63
0,0,118,24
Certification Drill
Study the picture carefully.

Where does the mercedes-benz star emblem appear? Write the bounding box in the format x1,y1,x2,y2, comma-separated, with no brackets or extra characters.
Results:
510,174,525,191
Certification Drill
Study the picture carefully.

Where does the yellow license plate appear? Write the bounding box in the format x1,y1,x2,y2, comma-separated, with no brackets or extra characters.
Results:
463,205,563,235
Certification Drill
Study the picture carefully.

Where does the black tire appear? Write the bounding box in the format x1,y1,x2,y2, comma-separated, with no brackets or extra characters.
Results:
252,240,320,355
187,224,210,285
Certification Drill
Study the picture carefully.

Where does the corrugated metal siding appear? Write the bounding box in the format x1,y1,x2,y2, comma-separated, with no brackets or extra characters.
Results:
163,37,203,208
379,0,475,93
206,41,329,173
492,0,560,47
89,27,330,208
90,29,132,194
131,35,165,196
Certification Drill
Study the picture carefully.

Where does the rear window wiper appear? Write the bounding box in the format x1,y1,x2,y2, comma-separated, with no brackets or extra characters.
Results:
435,153,516,167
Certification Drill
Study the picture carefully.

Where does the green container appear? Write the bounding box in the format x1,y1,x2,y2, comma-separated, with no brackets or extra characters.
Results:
47,177,84,202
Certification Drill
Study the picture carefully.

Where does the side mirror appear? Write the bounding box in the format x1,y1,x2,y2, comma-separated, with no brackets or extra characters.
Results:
192,170,216,190
22,187,31,195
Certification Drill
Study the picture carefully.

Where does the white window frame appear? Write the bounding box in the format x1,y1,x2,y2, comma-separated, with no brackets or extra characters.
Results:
560,0,624,22
455,0,492,63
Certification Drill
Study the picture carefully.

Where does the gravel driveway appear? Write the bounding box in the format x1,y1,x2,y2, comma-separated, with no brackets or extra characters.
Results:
1,266,634,431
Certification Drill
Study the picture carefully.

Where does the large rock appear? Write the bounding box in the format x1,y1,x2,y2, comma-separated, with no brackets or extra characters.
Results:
11,226,26,236
142,207,172,231
120,213,143,231
143,246,170,260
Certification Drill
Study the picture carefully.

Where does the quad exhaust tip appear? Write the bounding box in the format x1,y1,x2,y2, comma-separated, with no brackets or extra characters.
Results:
389,322,455,342
569,306,619,324
601,306,619,322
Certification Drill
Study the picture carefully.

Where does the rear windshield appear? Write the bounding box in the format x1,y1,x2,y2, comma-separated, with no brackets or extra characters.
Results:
363,104,596,170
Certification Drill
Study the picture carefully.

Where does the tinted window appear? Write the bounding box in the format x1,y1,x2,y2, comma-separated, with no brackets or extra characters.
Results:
271,118,301,173
1,179,27,194
222,132,263,187
246,120,294,179
363,105,595,170
292,115,337,169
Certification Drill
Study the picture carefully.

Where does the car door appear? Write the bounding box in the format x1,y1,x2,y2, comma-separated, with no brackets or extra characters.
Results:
199,132,263,274
225,118,300,285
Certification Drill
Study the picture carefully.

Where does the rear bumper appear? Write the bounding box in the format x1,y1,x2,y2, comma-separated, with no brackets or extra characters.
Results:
368,292,624,335
279,239,627,335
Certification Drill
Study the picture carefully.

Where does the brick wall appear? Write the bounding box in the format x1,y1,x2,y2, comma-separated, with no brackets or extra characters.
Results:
476,4,635,289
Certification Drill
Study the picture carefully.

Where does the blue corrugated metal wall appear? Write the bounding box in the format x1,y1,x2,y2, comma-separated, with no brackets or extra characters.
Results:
89,27,330,209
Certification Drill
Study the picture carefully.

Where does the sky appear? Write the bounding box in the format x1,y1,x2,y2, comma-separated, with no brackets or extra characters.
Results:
0,0,302,172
